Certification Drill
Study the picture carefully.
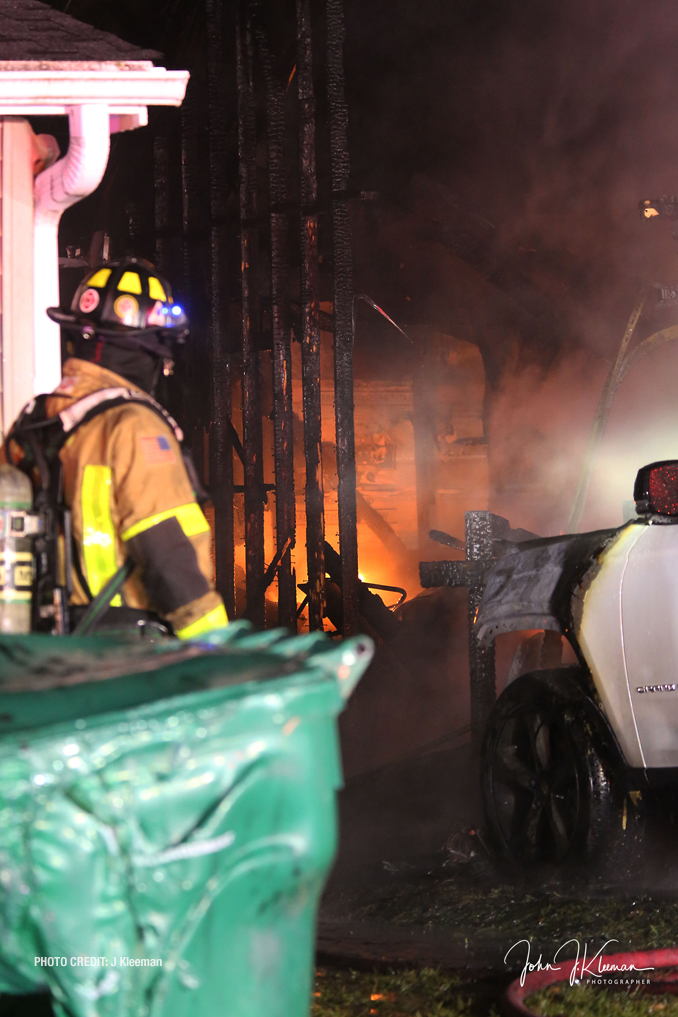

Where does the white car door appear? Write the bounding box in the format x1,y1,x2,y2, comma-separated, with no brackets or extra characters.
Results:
577,524,645,768
621,522,678,768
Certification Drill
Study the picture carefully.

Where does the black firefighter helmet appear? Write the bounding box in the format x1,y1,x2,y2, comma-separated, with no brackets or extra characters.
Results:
47,257,188,359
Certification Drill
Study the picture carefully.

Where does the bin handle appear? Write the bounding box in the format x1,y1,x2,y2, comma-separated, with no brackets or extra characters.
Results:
309,637,374,700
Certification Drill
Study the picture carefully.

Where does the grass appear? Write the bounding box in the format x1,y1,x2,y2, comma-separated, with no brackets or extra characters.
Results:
311,967,499,1017
312,966,678,1016
320,829,678,1012
329,868,678,955
527,982,678,1015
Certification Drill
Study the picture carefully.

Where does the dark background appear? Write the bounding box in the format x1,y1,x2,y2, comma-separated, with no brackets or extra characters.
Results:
36,0,678,540
43,0,678,356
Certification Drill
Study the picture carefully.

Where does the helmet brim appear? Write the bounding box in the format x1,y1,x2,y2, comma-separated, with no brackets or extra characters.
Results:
47,306,81,326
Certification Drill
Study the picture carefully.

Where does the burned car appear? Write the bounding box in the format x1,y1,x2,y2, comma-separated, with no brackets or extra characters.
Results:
477,460,678,873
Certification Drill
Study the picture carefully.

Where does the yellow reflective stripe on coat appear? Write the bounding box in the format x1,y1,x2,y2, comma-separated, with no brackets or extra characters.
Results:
81,465,121,603
175,604,228,640
121,503,211,543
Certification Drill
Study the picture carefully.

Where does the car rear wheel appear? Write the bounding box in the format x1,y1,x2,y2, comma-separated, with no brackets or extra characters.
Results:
481,669,643,877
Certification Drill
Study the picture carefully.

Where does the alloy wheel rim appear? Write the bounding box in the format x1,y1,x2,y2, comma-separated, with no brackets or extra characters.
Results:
491,706,581,864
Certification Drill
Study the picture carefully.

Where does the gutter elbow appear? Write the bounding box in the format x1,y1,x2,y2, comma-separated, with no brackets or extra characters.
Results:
34,104,110,226
32,104,111,397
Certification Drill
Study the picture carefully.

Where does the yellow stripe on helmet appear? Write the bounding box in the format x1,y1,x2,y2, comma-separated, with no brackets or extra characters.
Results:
81,465,122,604
175,604,228,640
87,268,112,288
117,271,143,295
148,277,167,301
121,502,211,543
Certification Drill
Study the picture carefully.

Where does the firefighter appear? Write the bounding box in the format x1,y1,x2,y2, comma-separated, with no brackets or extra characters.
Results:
7,257,227,639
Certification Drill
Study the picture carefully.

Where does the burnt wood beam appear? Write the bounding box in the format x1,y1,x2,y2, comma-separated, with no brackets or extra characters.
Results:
207,0,236,617
237,2,266,627
296,0,325,631
326,0,358,636
255,16,297,631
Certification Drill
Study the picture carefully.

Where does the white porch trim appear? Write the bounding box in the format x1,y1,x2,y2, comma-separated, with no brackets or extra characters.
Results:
0,65,189,111
0,62,188,431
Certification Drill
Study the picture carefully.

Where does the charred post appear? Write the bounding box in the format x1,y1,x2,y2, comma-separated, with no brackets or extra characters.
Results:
206,0,236,617
465,510,497,756
325,0,357,634
296,0,325,630
256,20,297,632
420,512,499,755
412,343,438,552
326,0,358,636
237,3,266,627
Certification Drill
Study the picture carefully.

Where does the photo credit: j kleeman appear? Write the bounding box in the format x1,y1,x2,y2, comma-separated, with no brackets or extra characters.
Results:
35,956,163,968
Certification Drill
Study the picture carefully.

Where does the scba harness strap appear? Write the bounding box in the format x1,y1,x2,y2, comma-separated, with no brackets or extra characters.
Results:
10,386,184,452
4,388,205,633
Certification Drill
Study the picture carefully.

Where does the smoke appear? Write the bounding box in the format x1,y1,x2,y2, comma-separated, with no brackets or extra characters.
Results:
487,351,607,535
587,334,678,529
416,0,678,538
345,0,678,555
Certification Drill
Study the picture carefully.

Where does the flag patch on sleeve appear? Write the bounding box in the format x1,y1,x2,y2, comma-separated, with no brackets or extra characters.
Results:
140,435,176,465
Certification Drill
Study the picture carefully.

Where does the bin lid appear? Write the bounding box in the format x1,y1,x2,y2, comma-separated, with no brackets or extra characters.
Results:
0,623,372,734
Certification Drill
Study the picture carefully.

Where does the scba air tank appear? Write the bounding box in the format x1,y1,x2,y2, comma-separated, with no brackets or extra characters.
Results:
0,466,40,633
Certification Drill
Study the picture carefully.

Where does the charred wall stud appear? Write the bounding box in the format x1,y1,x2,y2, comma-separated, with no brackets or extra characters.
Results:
412,341,438,553
207,0,236,617
169,0,360,634
296,0,326,631
256,15,298,631
326,0,358,636
153,134,170,274
237,2,266,628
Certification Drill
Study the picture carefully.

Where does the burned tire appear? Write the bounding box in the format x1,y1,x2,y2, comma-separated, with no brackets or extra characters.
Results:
481,669,643,877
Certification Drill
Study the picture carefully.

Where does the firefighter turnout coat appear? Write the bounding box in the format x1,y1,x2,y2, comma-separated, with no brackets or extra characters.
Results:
41,357,227,638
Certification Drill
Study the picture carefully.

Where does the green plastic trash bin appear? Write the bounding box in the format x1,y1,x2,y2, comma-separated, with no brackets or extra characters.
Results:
0,621,372,1017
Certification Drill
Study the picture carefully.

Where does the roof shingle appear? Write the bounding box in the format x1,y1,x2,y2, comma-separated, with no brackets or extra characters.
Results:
0,0,160,62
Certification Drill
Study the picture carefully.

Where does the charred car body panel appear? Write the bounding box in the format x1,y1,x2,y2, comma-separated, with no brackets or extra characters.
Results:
477,518,678,770
478,462,678,869
475,527,619,646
